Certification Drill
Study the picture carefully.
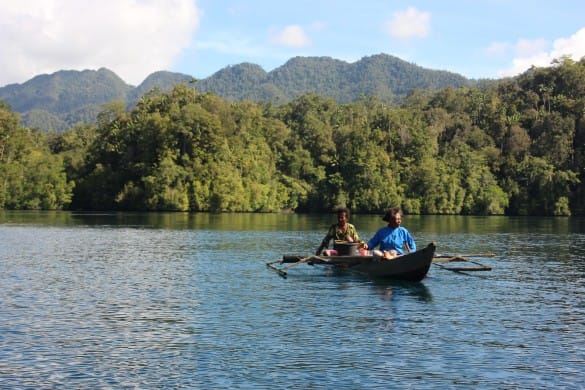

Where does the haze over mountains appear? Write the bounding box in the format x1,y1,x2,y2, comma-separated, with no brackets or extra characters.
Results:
0,54,474,132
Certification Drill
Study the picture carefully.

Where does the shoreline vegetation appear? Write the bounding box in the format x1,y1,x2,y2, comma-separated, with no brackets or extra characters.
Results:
1,57,584,216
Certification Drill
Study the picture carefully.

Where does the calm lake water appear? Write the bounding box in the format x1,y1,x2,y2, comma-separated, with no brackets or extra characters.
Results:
1,211,584,389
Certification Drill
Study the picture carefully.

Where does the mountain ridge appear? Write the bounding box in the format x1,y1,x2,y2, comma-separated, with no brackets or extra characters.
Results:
0,53,475,131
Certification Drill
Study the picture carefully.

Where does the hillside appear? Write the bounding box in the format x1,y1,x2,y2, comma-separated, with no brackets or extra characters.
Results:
195,54,471,103
0,54,472,131
0,68,132,131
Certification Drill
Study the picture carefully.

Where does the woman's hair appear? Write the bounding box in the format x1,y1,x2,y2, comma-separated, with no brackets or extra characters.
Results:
382,207,401,222
336,207,350,219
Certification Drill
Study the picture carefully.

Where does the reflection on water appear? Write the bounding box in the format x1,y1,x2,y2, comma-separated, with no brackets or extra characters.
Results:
0,212,584,388
371,280,433,303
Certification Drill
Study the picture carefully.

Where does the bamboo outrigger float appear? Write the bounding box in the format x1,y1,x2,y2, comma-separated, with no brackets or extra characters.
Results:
267,242,494,280
431,253,494,272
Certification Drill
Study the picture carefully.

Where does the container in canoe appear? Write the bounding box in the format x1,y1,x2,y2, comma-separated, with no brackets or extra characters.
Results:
274,242,436,281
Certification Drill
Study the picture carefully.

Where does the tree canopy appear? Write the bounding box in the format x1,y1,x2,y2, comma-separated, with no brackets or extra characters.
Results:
1,57,584,215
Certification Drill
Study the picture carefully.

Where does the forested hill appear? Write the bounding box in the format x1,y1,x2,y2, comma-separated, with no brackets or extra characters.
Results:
1,57,584,215
195,54,471,103
0,54,471,131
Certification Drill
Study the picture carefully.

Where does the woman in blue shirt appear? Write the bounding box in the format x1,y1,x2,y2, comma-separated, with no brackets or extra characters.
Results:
365,207,416,259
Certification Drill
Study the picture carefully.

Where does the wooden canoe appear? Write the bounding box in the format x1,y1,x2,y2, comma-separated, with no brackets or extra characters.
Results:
273,242,436,281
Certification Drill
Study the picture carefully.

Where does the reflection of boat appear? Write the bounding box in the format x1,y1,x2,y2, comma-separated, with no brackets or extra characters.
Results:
370,279,434,302
268,242,436,282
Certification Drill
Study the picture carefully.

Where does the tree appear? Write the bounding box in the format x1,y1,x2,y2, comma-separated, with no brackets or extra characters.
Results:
0,103,73,209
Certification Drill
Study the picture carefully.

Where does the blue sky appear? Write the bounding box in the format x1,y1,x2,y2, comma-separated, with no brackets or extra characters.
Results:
1,0,585,87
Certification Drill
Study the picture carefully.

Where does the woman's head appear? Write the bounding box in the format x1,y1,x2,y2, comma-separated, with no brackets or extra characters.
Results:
382,207,402,226
336,207,350,222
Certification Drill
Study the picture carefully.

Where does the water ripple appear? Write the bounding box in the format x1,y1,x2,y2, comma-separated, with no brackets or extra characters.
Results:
1,216,584,388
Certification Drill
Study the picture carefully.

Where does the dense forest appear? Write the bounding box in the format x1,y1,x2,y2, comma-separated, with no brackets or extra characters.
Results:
0,57,583,215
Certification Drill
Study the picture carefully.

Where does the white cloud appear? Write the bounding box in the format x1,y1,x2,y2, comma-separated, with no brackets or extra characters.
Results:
550,27,585,60
0,0,200,86
385,7,431,39
270,25,311,47
499,28,585,77
514,38,548,57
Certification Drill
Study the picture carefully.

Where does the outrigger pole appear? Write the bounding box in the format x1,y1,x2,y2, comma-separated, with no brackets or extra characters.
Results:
267,256,314,277
432,253,495,272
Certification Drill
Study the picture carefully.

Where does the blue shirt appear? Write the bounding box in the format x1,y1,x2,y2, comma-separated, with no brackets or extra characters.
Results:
367,226,416,254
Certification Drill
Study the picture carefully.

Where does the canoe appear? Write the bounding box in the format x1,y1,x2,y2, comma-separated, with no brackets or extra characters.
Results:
271,242,436,281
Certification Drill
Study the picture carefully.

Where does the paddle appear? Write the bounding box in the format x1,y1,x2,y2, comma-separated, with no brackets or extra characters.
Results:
266,255,330,277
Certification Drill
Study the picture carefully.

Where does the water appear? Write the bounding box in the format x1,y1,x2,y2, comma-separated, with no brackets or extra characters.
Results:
1,212,584,389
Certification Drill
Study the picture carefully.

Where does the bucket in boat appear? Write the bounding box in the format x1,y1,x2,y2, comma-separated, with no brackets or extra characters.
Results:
334,241,358,256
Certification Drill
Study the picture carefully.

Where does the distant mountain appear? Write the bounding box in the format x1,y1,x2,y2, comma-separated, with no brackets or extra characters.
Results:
128,70,194,101
0,54,473,131
195,54,471,104
1,68,131,112
0,68,132,131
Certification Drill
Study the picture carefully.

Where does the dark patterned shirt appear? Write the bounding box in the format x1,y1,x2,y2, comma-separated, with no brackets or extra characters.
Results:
320,223,362,248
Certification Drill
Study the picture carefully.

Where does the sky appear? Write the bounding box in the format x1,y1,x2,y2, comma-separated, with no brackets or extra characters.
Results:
1,0,585,87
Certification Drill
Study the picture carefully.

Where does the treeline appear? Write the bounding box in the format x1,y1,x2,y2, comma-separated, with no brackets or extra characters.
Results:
0,57,583,215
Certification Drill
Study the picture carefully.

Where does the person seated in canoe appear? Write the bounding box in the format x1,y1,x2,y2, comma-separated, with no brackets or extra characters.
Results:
363,207,416,260
315,207,366,255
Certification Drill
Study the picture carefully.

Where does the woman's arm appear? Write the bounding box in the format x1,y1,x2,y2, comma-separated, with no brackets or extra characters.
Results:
316,225,335,255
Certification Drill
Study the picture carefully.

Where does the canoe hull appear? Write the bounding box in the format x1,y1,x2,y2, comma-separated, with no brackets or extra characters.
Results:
343,242,435,281
281,242,436,282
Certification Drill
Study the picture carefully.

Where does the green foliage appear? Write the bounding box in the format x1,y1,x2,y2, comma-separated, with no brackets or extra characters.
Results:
142,154,190,211
1,57,585,215
21,109,66,132
0,103,73,209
